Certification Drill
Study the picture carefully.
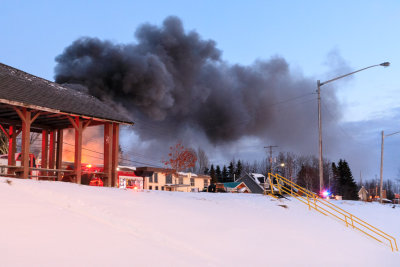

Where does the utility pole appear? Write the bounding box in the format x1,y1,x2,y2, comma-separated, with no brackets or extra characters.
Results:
264,145,278,174
380,130,384,204
317,80,324,193
379,129,400,203
264,145,278,195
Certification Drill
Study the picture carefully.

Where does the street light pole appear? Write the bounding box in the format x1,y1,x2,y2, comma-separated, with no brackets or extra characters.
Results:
317,62,390,194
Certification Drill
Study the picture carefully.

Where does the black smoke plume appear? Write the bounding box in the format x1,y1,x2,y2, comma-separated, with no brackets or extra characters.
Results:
54,16,340,154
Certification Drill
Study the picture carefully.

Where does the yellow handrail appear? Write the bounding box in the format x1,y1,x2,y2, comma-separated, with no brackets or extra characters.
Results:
268,173,398,252
275,173,399,248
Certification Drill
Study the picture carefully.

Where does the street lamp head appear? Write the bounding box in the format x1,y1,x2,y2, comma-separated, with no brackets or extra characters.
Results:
380,62,390,67
280,163,285,167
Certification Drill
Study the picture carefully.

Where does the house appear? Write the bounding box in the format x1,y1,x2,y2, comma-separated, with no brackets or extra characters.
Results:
223,182,251,193
236,173,266,194
135,167,211,192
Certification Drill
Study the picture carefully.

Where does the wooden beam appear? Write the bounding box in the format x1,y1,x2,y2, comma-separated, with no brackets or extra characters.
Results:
7,125,16,174
74,117,83,184
31,111,41,124
56,129,64,181
13,107,26,124
20,108,31,179
83,119,92,130
49,130,56,171
104,123,113,187
111,123,120,187
41,130,48,177
67,116,79,130
0,116,52,130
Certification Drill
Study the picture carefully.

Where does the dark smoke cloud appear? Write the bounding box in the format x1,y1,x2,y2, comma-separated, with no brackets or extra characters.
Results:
54,16,341,153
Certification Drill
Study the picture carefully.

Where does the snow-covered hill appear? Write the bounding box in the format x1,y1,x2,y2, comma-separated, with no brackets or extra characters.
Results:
0,177,399,266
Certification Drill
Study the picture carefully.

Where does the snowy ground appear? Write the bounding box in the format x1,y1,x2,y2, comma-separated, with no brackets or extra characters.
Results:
0,177,399,267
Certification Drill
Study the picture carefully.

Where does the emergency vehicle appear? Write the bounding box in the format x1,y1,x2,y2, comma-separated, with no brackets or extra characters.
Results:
62,162,143,189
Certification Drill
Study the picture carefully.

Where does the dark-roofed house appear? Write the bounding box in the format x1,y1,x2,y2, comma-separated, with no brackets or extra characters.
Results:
0,62,133,185
236,173,265,194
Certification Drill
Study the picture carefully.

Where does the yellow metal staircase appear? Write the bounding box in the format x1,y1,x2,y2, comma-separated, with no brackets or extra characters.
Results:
267,173,398,252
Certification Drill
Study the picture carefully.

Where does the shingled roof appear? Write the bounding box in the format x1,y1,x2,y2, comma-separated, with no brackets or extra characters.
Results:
0,62,133,125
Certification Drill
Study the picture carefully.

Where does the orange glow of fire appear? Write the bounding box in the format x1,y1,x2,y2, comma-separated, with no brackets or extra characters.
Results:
62,127,104,164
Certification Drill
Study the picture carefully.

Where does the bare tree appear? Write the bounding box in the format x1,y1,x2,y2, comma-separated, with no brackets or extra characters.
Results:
0,131,8,154
163,143,197,173
195,147,209,174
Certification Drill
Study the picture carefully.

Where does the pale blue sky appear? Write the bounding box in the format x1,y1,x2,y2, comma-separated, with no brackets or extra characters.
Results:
1,0,400,179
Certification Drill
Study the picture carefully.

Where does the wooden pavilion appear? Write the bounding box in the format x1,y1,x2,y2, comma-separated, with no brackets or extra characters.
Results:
0,62,134,186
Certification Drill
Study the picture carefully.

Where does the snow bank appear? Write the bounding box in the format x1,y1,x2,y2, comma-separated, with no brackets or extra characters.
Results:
0,177,398,266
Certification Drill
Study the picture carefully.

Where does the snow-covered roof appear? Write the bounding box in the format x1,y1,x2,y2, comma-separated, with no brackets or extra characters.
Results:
250,173,265,178
177,172,198,177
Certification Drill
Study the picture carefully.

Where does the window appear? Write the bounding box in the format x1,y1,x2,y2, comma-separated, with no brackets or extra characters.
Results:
161,186,164,191
179,177,183,184
149,186,152,190
166,174,172,184
149,175,153,183
155,186,159,190
204,179,209,188
190,178,195,186
154,173,158,183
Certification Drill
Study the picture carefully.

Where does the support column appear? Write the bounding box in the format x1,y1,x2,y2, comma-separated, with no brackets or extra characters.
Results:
104,123,113,187
74,118,83,184
67,117,90,185
20,109,31,179
41,130,48,177
14,108,40,179
56,129,64,181
8,125,16,168
111,123,120,187
49,130,56,170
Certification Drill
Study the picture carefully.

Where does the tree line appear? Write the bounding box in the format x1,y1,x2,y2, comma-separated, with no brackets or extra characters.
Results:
198,151,363,200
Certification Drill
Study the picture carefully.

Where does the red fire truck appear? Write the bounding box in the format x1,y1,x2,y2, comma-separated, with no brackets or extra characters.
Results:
63,162,143,189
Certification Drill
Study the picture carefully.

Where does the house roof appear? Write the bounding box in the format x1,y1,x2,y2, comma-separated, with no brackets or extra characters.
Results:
236,174,264,194
223,182,241,188
0,62,133,126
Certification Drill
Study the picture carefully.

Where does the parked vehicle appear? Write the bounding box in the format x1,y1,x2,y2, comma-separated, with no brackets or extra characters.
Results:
62,162,142,189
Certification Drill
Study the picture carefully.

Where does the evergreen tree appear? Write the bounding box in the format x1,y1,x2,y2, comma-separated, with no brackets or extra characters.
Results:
209,164,217,184
222,165,228,183
331,162,340,195
235,160,242,178
336,159,358,200
203,167,210,175
228,161,235,182
215,165,222,183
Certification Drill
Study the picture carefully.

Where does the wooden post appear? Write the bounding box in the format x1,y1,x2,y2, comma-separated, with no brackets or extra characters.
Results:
8,125,16,174
41,130,48,177
49,130,56,170
74,118,83,184
56,129,63,181
67,117,90,185
111,123,120,187
104,123,113,187
20,109,31,179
